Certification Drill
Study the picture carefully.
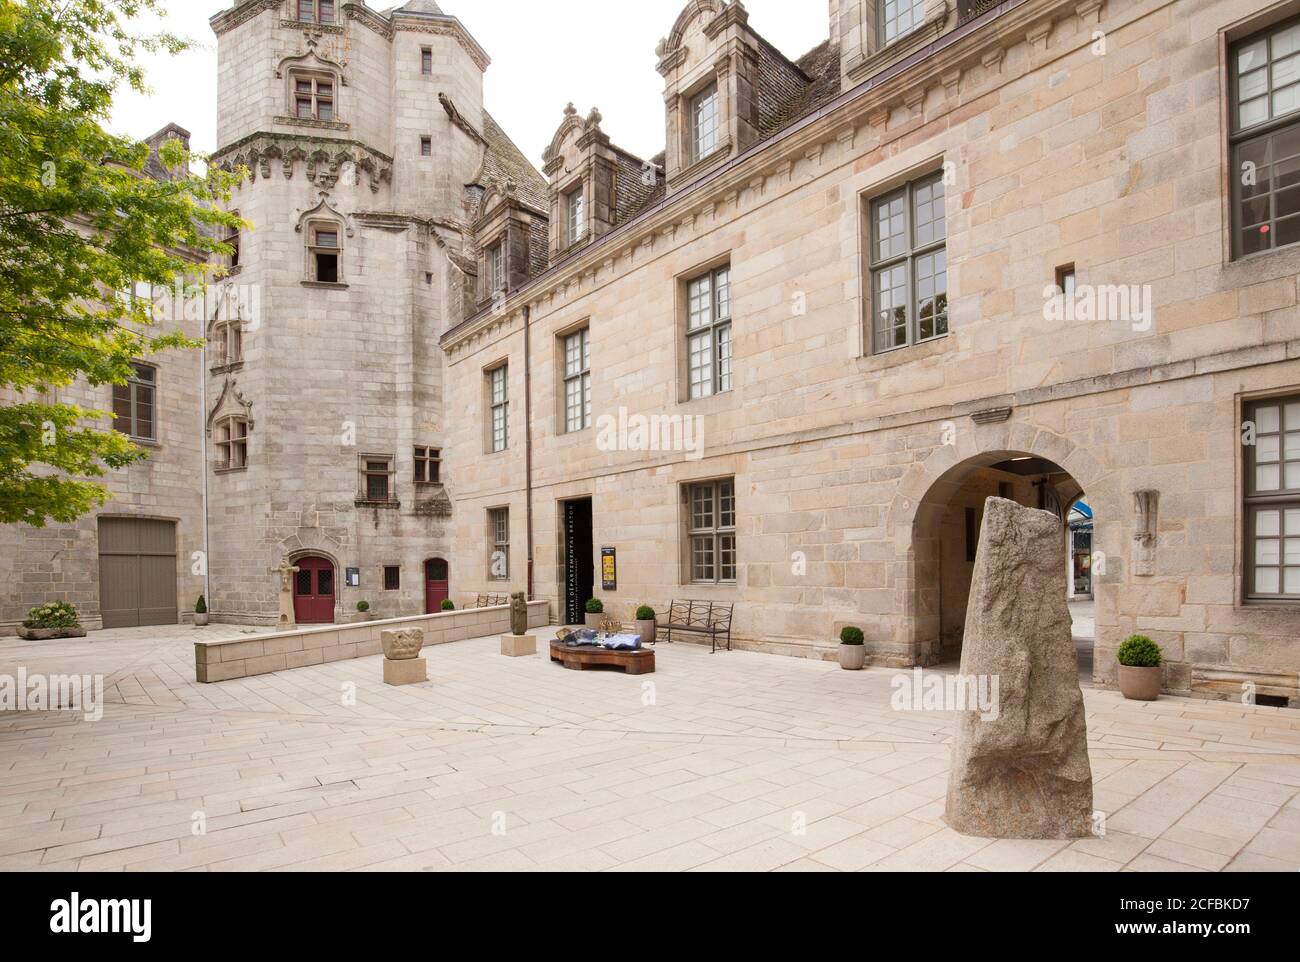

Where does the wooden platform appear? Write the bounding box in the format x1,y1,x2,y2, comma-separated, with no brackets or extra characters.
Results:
549,640,656,675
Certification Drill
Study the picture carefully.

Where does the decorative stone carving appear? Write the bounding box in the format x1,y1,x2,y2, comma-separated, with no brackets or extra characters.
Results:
945,498,1094,839
268,557,299,628
380,628,425,661
1133,490,1159,576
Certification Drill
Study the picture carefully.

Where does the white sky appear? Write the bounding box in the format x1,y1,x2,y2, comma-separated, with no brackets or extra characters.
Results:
109,0,830,168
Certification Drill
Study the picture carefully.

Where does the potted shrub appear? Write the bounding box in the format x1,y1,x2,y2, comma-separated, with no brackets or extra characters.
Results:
18,602,87,641
635,605,657,645
441,599,455,612
839,626,866,671
584,598,604,630
1117,634,1162,701
356,600,372,622
194,595,209,627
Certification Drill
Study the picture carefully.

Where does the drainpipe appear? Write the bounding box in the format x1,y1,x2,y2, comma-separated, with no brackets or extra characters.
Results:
523,303,535,601
200,294,212,612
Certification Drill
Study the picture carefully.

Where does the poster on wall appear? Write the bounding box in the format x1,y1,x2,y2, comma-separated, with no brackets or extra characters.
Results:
601,547,617,592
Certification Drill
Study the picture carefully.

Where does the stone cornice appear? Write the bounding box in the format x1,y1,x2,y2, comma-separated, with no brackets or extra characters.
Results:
210,0,278,36
344,1,393,38
212,132,394,193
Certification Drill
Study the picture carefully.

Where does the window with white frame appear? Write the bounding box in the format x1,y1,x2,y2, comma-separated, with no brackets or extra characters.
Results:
566,185,586,245
488,365,509,453
562,328,591,433
686,264,732,400
690,83,720,163
869,171,947,352
308,222,342,283
1245,394,1300,601
1231,17,1300,257
215,416,249,470
488,507,510,581
881,0,925,45
687,479,736,584
292,72,335,121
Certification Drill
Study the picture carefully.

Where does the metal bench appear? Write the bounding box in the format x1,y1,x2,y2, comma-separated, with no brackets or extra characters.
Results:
475,593,508,608
659,601,734,654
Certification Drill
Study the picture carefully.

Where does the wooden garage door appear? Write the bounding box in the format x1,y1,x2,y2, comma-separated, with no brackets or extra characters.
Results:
98,518,178,629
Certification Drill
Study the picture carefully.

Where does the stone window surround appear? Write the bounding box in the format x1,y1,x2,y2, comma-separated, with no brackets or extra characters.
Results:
356,453,398,506
683,477,738,586
671,68,734,184
305,216,345,285
552,169,591,257
209,316,244,371
844,0,951,85
858,156,949,357
488,506,510,582
1242,389,1300,604
565,182,587,248
383,565,401,591
676,253,734,404
1228,13,1300,261
213,415,249,473
414,445,441,484
288,68,339,123
485,361,510,454
480,232,507,303
291,0,337,26
112,360,158,444
557,321,592,435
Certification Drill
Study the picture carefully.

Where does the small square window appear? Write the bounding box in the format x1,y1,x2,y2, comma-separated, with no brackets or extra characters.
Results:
421,48,433,76
383,566,401,591
1055,264,1076,299
420,136,432,157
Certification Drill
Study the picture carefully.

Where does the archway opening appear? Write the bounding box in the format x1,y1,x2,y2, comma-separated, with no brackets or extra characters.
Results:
911,451,1094,679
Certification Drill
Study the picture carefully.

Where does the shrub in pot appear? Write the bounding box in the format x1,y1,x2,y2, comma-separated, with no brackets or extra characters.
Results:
839,626,866,671
356,600,372,622
635,605,657,645
18,602,87,640
194,595,209,627
584,598,604,630
1117,634,1162,701
441,599,455,612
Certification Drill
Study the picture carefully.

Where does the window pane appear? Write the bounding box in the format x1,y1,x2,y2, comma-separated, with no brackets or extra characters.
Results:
1238,38,1267,74
1256,567,1281,593
691,485,714,531
691,535,715,582
1257,539,1281,565
915,250,947,341
874,192,907,262
874,264,909,350
317,570,333,596
719,534,737,582
296,570,312,594
913,177,946,246
714,268,731,319
719,480,736,528
693,85,719,159
688,276,712,330
688,332,713,399
1259,510,1281,537
716,324,732,393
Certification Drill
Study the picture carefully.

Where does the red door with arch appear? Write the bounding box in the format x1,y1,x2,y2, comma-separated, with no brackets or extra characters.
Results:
293,556,336,625
425,558,449,614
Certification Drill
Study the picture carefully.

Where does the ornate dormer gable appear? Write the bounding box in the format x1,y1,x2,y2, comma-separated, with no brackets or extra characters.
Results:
541,103,664,260
656,0,799,192
471,177,548,308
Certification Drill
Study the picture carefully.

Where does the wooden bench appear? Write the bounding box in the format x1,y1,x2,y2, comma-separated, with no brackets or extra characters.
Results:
659,601,734,654
474,593,508,608
550,640,656,675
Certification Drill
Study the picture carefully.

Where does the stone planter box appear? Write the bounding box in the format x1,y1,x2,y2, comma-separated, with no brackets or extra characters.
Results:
839,644,866,670
584,612,603,630
636,618,656,645
1118,664,1162,701
17,625,88,641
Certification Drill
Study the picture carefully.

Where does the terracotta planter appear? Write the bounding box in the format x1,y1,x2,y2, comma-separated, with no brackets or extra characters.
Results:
839,644,866,671
584,612,603,630
637,619,656,645
16,625,87,641
1117,664,1162,701
355,611,373,623
193,613,209,627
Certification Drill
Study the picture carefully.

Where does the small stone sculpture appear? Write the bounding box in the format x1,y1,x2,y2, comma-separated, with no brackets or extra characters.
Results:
510,591,528,637
380,628,425,661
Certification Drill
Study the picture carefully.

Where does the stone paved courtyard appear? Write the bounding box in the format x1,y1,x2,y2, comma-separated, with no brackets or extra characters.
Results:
0,623,1298,872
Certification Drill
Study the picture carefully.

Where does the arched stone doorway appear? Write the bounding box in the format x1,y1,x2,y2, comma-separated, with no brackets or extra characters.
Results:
891,426,1111,676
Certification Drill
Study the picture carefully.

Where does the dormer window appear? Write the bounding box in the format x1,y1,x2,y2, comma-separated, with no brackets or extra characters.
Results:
308,223,342,283
691,83,720,163
566,186,586,246
296,0,335,24
881,0,925,45
293,74,334,121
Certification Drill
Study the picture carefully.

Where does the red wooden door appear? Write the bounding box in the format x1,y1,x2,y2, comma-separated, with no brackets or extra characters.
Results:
424,558,449,614
293,556,336,624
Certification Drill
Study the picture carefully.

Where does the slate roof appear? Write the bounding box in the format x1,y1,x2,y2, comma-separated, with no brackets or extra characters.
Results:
479,110,549,212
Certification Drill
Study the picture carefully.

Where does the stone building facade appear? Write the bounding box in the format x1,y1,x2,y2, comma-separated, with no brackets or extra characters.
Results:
441,0,1300,705
3,0,1299,706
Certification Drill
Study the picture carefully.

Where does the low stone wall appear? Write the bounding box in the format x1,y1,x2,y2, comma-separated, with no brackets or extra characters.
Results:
194,602,551,683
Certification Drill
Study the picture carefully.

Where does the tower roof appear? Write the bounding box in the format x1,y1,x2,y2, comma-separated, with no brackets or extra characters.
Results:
395,0,444,13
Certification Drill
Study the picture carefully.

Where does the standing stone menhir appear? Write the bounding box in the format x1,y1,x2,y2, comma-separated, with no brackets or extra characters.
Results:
944,498,1094,839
